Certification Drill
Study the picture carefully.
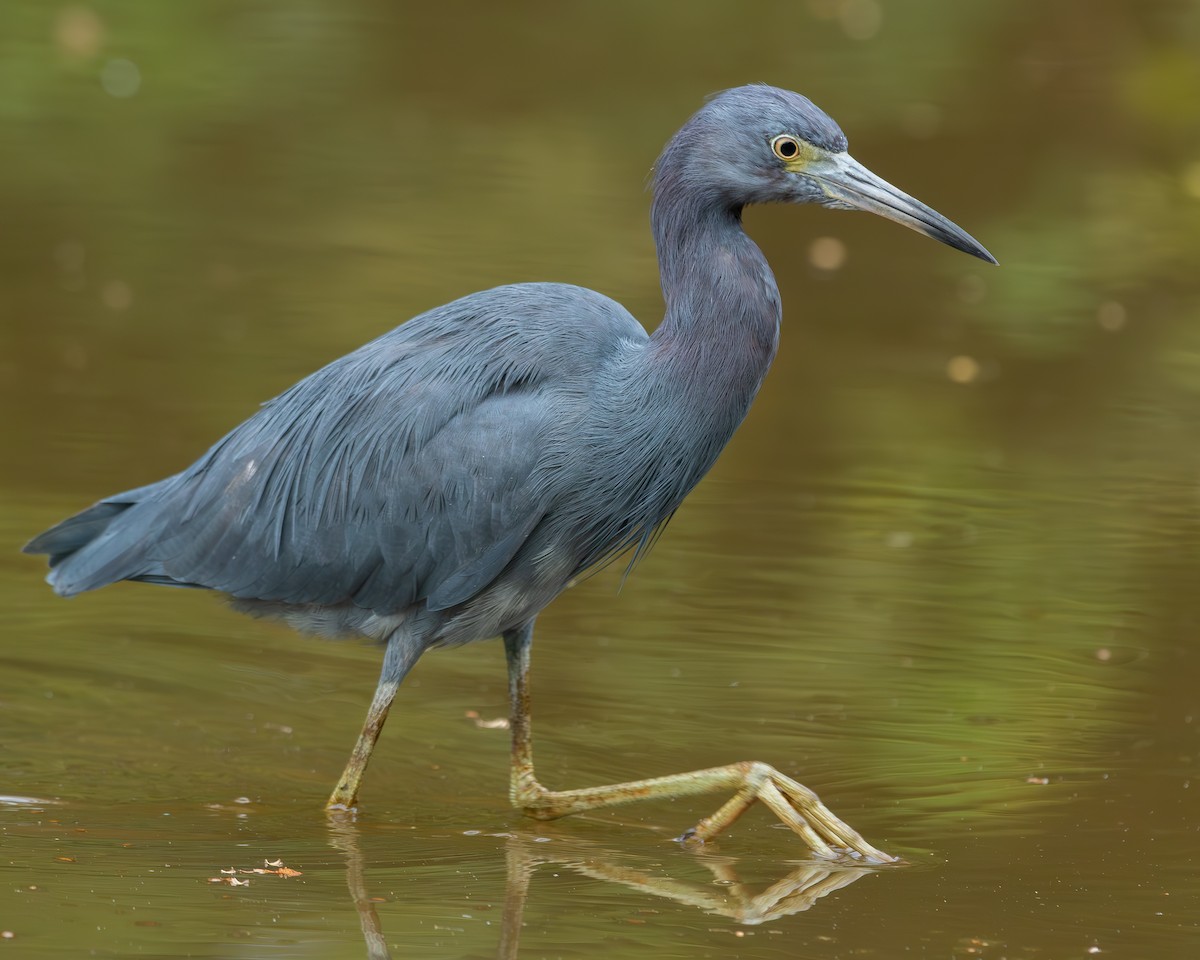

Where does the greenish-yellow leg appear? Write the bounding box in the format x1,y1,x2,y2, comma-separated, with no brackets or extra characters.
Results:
327,633,422,810
503,622,895,864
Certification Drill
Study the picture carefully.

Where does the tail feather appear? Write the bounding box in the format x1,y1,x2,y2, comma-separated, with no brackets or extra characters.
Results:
23,478,192,597
24,501,133,567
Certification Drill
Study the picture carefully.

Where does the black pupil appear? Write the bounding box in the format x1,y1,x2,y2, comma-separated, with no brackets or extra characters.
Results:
778,139,797,157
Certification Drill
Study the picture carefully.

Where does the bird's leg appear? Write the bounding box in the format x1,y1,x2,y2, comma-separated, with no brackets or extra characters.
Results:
501,623,895,863
503,622,540,803
327,632,422,810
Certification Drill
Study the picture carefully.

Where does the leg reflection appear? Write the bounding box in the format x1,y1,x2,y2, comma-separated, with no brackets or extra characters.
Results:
327,811,393,960
327,816,888,960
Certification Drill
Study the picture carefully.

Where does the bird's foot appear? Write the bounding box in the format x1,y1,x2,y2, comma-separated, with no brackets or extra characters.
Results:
680,761,897,864
510,760,896,864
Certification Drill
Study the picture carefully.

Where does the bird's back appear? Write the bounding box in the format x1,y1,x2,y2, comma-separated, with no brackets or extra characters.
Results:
27,282,648,640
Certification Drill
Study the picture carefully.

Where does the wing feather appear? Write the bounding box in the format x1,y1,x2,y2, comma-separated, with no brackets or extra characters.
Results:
32,283,646,612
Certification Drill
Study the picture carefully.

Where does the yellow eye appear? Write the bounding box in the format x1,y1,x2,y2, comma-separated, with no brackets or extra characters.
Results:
771,134,802,161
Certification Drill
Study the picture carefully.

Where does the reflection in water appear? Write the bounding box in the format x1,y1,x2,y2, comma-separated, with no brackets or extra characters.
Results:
6,1,1200,956
498,834,877,928
327,817,881,960
328,815,393,960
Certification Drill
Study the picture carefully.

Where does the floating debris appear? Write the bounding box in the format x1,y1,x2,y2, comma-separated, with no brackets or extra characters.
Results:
208,859,303,884
465,710,510,730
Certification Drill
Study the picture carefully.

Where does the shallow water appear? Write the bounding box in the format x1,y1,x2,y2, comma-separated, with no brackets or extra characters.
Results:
3,2,1200,957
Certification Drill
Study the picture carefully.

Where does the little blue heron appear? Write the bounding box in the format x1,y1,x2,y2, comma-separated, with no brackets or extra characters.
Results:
26,85,993,862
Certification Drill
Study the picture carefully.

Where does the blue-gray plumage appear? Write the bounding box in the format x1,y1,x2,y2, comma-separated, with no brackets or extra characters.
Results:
25,85,994,860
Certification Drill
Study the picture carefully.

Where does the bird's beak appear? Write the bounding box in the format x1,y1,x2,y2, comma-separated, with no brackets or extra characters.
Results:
807,152,997,264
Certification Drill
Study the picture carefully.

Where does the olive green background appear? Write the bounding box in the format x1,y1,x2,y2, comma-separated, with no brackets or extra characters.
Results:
2,2,1198,957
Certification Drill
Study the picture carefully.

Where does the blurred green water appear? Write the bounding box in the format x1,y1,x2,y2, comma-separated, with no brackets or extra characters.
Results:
2,1,1199,957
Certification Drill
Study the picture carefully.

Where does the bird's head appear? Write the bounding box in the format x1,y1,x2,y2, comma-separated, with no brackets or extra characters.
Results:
654,84,996,264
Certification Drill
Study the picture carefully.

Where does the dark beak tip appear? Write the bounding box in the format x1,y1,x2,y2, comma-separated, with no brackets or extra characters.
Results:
948,235,997,266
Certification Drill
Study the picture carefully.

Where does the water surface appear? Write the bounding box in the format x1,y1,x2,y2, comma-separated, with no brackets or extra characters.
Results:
3,2,1199,957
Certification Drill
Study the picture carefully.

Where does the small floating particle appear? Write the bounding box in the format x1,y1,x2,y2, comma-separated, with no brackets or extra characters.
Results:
217,860,302,878
253,866,301,878
465,710,509,730
1026,776,1050,785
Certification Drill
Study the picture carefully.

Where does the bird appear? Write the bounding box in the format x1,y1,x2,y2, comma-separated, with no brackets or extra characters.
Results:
25,85,994,863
